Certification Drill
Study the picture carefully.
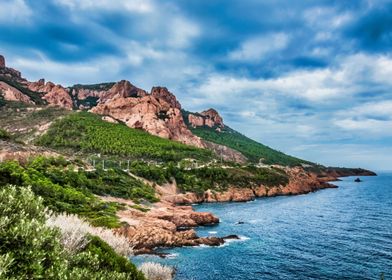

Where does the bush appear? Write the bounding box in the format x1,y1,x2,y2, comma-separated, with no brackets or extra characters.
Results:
0,185,145,280
0,128,10,139
0,185,67,279
139,262,174,280
47,213,133,256
0,157,159,228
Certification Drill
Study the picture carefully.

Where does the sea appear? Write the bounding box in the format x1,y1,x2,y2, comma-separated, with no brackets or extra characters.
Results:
133,173,392,280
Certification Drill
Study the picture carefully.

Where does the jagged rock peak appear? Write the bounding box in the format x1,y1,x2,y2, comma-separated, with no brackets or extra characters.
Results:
151,86,181,109
188,108,224,129
201,108,224,126
0,55,5,68
111,80,147,98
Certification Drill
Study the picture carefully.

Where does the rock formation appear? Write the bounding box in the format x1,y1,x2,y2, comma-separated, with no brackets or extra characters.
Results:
91,86,204,147
0,81,34,104
28,81,73,109
188,108,224,129
0,55,5,68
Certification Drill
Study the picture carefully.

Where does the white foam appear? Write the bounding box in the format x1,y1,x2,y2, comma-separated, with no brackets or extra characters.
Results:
239,235,250,240
208,231,218,234
165,253,178,259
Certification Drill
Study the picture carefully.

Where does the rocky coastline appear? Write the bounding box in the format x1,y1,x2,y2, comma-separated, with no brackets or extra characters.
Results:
110,166,375,256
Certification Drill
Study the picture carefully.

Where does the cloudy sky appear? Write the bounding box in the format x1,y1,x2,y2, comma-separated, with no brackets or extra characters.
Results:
1,0,391,170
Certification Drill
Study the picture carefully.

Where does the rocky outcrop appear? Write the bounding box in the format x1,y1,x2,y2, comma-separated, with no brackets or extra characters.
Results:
91,87,204,147
97,197,222,254
151,87,181,109
0,55,5,68
0,81,34,104
164,166,342,204
188,108,224,129
28,81,73,109
203,140,247,163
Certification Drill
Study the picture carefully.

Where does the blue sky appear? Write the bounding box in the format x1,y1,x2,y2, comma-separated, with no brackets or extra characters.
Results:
0,0,391,170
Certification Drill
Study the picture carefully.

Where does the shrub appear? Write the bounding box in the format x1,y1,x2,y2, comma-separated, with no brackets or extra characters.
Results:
47,213,133,256
0,186,67,279
139,262,174,280
0,128,10,139
0,185,145,279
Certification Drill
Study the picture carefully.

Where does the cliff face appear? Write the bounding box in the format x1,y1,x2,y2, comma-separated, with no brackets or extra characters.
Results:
28,80,73,109
0,55,5,68
188,108,224,129
163,166,346,204
0,81,34,104
91,85,205,147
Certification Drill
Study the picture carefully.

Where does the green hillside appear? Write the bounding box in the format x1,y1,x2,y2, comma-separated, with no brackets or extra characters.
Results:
37,111,214,162
189,125,311,166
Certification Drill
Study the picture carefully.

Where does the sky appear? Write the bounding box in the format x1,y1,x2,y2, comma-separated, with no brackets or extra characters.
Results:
0,0,391,170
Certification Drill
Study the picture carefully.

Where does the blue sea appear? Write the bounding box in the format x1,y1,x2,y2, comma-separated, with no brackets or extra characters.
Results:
133,173,392,279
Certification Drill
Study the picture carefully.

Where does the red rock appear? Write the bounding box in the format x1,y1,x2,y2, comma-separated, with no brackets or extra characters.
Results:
188,108,224,128
91,88,204,147
0,81,34,104
28,81,73,109
0,55,5,68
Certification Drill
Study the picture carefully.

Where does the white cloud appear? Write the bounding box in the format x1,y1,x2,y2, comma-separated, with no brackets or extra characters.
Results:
11,53,123,86
0,0,32,24
334,100,392,136
190,53,392,105
304,7,353,29
55,0,155,13
166,17,200,48
228,33,289,62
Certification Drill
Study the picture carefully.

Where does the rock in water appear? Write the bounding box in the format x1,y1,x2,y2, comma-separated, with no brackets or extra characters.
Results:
0,55,5,68
354,178,362,182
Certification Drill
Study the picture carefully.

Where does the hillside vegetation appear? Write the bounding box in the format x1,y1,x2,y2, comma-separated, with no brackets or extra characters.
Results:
38,112,214,162
0,185,145,280
129,161,289,194
189,125,310,166
0,156,158,228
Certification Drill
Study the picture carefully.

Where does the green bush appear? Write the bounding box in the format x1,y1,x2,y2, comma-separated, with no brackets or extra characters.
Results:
0,128,10,139
0,186,67,279
0,158,122,228
0,186,145,279
128,161,289,194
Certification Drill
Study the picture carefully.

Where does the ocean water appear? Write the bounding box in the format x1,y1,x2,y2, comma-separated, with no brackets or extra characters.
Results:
133,173,392,279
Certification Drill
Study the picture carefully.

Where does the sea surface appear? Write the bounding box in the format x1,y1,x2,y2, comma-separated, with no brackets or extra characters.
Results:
133,173,392,279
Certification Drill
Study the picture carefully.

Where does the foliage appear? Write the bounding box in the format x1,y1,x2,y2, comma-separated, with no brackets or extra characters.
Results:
37,112,214,162
139,262,174,280
0,158,125,228
71,82,116,91
128,161,289,194
0,185,66,279
0,186,145,280
81,235,144,278
0,128,10,139
47,213,133,256
188,122,311,166
0,93,5,107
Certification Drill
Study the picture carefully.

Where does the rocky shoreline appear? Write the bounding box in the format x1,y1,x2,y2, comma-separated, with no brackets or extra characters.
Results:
110,166,376,255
